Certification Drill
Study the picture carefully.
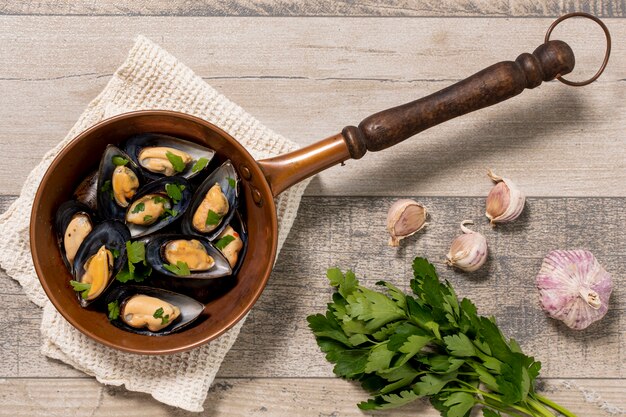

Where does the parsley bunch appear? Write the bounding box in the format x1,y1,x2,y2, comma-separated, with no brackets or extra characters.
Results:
307,258,576,417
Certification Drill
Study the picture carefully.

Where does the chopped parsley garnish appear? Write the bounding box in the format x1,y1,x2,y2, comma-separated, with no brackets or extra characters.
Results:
153,307,170,325
214,234,235,250
164,261,191,276
164,208,178,218
191,157,209,173
205,209,222,226
165,151,186,173
116,241,152,283
227,177,236,188
143,215,153,222
107,300,120,320
131,202,145,214
112,156,129,166
165,183,185,204
100,180,113,200
69,280,91,299
111,248,120,259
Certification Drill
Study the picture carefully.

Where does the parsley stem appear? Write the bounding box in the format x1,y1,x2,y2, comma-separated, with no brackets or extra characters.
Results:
455,381,536,417
527,398,558,417
535,395,578,417
475,399,529,417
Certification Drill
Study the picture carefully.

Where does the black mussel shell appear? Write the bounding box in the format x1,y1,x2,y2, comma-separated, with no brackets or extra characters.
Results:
122,133,216,181
217,210,248,276
73,170,99,211
72,220,130,307
181,160,239,240
124,176,192,238
55,201,96,274
105,285,204,336
97,145,144,221
145,234,232,279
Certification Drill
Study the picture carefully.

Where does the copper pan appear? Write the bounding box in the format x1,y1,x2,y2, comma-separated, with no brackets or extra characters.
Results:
31,41,575,354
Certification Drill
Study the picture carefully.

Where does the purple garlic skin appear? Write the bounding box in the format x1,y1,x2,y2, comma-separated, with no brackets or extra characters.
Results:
446,220,488,272
386,199,427,247
536,250,613,330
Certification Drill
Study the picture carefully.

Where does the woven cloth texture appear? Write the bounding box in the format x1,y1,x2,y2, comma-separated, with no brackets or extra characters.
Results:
0,35,310,412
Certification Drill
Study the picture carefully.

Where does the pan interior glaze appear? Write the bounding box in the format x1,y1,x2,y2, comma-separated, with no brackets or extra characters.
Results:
30,111,278,354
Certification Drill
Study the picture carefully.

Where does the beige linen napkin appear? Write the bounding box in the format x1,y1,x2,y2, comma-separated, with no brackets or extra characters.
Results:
0,35,310,412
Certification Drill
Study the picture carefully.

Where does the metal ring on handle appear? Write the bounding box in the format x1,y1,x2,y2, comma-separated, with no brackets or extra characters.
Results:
545,12,611,87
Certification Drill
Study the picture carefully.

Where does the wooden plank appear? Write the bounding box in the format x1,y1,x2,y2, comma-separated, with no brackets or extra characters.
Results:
1,196,623,379
0,377,622,416
0,17,623,197
0,0,623,17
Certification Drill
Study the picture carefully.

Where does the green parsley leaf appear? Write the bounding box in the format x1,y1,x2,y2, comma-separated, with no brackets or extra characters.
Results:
483,409,502,417
442,392,476,417
214,234,235,250
152,195,168,205
165,151,186,173
131,202,145,213
107,300,120,320
143,215,153,222
163,261,191,276
126,241,145,264
165,183,185,204
164,208,178,218
191,157,209,173
443,333,476,357
100,180,113,200
111,248,120,259
153,307,170,325
69,280,91,299
205,209,222,226
112,155,129,166
227,177,236,188
116,241,152,283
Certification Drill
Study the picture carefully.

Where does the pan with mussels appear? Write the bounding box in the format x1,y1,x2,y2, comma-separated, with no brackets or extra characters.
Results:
53,133,246,336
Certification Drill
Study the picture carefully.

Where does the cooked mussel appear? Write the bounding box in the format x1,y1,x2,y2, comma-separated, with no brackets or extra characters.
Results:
72,220,130,307
124,176,192,238
97,145,143,220
122,133,215,180
145,234,232,279
214,211,248,274
105,285,204,336
182,161,239,240
55,201,95,273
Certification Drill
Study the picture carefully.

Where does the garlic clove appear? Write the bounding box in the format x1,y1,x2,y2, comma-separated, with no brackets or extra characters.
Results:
485,169,525,226
386,199,427,247
536,250,613,330
446,220,488,272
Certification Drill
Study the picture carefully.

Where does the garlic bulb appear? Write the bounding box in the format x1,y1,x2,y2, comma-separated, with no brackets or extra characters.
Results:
536,250,613,330
386,199,427,247
446,220,488,272
485,169,525,226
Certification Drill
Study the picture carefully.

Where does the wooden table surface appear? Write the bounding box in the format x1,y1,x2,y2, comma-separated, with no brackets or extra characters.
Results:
0,1,624,416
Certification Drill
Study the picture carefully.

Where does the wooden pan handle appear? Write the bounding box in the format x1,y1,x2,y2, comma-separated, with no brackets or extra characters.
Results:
341,40,575,158
258,40,575,197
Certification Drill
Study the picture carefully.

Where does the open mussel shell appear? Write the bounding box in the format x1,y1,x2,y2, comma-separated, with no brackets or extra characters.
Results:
97,145,144,221
73,170,99,211
55,201,96,274
145,234,232,279
181,160,239,241
72,220,130,307
122,133,216,181
105,285,204,336
125,176,192,238
218,210,248,276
